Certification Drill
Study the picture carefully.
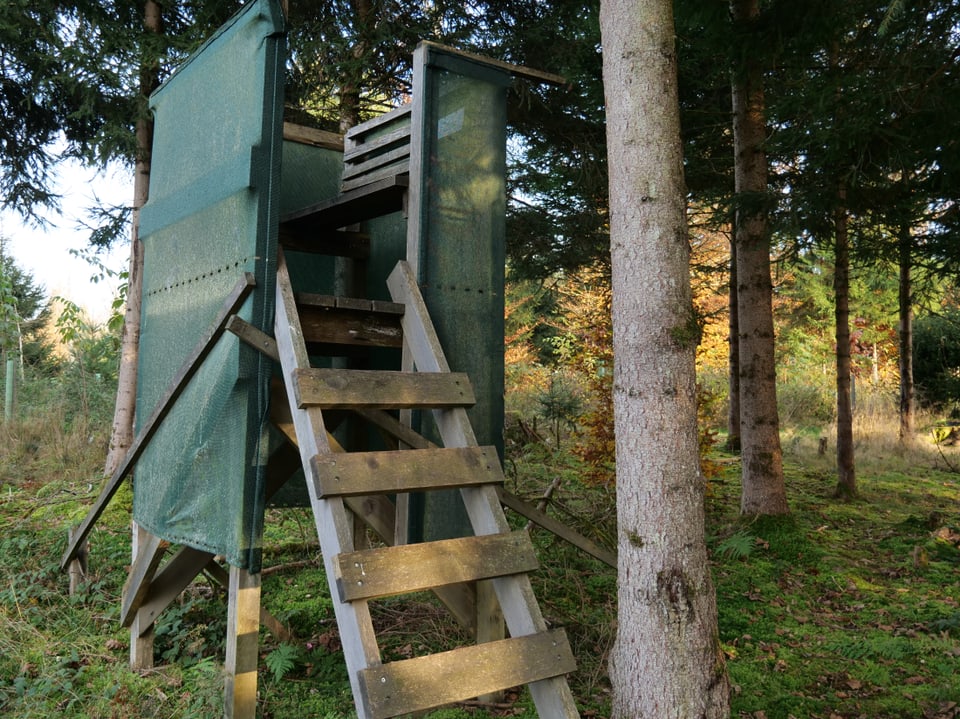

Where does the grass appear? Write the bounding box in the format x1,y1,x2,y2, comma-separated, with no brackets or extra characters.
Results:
1,391,959,718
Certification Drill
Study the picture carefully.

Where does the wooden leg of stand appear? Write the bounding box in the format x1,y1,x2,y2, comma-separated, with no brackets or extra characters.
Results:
67,527,88,596
224,565,261,719
129,522,154,671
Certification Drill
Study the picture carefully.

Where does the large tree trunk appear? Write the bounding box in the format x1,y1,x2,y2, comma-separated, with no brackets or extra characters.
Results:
600,0,730,716
730,0,788,516
834,191,856,498
898,221,914,441
726,236,741,451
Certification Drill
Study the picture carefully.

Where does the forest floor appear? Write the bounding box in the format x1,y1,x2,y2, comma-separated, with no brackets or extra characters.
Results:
0,412,958,718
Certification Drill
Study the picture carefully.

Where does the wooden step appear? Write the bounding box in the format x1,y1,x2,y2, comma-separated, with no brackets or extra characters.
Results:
312,446,502,498
278,227,370,258
336,530,538,602
281,174,409,230
297,293,404,349
358,629,576,719
292,367,474,410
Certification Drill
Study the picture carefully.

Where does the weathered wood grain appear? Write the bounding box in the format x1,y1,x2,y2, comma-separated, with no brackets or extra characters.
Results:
294,367,475,410
336,530,537,602
359,629,576,719
312,445,502,498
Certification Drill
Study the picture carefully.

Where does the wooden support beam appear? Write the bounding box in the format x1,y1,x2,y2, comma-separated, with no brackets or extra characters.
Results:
134,547,216,634
66,527,88,595
283,122,344,151
226,314,278,361
224,566,261,719
274,249,383,706
496,487,616,568
129,523,157,672
417,40,567,86
121,530,169,626
353,408,434,450
61,273,256,571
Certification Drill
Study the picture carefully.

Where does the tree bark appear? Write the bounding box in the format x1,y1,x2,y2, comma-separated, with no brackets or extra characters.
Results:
834,191,856,498
898,221,914,441
104,0,159,477
339,0,374,134
600,1,730,716
730,0,788,516
726,236,741,451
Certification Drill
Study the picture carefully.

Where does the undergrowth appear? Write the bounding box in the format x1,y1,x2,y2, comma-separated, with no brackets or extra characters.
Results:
1,370,959,718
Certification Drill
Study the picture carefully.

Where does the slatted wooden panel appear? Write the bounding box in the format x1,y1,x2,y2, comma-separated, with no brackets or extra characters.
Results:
342,105,411,192
358,629,576,719
312,446,502,498
336,530,537,602
293,368,475,409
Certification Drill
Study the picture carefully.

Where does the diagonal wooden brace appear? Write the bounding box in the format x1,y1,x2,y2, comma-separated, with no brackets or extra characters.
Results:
60,273,257,572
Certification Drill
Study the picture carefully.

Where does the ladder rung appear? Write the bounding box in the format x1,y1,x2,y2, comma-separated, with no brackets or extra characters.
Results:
278,227,370,258
336,530,537,602
358,629,576,719
293,368,474,410
297,294,404,349
312,446,502,498
281,175,408,230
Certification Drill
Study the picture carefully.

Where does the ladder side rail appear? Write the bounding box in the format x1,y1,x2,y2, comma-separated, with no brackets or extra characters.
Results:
387,260,580,717
274,250,383,716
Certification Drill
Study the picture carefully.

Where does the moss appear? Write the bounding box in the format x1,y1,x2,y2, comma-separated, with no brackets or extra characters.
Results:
669,304,702,350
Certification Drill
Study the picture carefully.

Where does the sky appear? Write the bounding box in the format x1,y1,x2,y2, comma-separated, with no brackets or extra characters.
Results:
0,160,132,324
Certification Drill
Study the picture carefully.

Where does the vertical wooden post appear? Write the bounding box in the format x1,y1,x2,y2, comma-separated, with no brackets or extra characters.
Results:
67,527,88,596
224,565,261,719
129,522,155,671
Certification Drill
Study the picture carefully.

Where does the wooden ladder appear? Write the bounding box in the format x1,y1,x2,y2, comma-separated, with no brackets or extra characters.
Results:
272,251,579,718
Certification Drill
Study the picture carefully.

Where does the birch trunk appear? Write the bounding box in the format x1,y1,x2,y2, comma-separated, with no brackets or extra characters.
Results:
600,0,730,715
103,0,158,478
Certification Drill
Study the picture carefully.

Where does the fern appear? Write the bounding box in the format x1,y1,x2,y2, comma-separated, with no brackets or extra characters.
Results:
716,531,755,560
825,637,872,659
265,643,301,683
931,611,960,637
825,635,912,661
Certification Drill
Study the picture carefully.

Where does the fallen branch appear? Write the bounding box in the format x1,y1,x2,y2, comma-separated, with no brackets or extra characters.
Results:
261,558,320,577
